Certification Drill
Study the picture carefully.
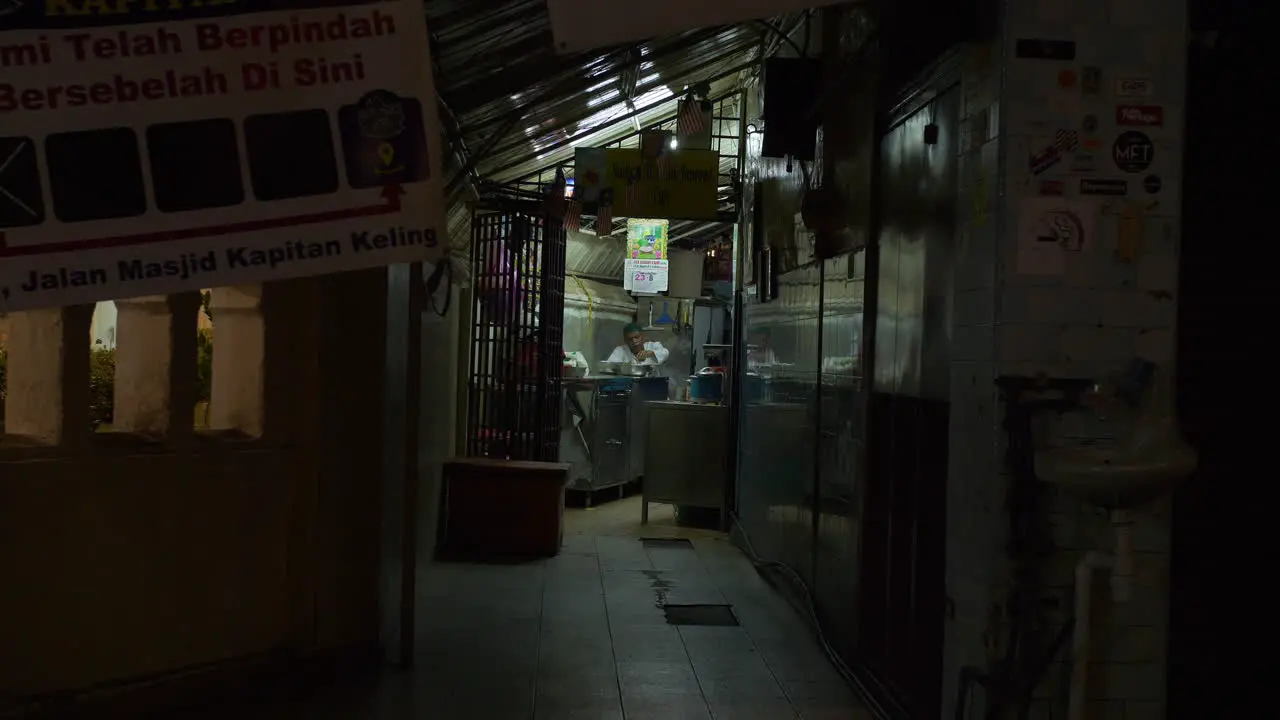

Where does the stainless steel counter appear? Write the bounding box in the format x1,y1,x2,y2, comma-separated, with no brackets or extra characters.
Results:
641,401,729,529
559,376,668,496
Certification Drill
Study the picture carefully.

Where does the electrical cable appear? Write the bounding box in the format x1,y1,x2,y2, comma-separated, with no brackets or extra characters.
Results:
728,513,890,718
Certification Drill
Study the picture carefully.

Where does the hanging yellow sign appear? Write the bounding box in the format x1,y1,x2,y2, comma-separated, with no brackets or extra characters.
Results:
575,147,720,221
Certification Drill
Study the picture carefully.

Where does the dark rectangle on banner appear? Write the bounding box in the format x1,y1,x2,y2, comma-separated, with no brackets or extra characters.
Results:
0,0,387,31
1014,38,1076,60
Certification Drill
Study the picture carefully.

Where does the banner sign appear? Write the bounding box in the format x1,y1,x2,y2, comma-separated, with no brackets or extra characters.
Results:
575,147,719,222
0,0,446,312
623,218,668,294
547,0,830,54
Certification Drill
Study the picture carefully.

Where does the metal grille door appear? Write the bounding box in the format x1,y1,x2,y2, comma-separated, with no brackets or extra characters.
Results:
465,204,566,461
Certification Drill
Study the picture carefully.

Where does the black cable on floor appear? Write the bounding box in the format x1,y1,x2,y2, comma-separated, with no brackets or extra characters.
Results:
729,515,889,719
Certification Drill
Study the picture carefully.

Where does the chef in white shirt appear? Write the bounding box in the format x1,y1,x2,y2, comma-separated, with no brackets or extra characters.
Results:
606,322,670,373
746,326,779,369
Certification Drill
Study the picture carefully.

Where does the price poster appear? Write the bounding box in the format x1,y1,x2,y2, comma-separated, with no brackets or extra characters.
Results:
623,218,668,293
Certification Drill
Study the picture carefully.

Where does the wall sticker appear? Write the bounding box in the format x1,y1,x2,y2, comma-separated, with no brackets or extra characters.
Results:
1058,69,1077,88
1030,146,1061,175
1029,130,1080,176
1143,175,1162,194
1016,198,1093,275
1112,131,1154,173
1082,114,1099,134
1015,39,1077,60
1040,180,1065,196
1080,178,1128,196
1082,67,1102,94
1070,153,1098,173
1116,105,1163,126
1115,77,1153,97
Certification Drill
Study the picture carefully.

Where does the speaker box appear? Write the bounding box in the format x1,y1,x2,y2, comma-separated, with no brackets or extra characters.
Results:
760,57,822,161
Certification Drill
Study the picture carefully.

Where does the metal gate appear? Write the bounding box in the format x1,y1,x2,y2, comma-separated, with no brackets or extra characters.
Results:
465,202,566,461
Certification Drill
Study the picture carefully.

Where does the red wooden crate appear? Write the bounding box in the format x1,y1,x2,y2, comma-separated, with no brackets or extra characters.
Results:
438,458,569,559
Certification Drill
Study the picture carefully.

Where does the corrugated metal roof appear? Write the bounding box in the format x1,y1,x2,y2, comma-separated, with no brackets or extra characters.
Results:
565,232,626,280
427,2,812,253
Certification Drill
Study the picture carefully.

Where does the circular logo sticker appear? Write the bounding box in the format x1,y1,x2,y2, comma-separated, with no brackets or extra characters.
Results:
356,90,407,140
1112,131,1154,173
1143,174,1162,194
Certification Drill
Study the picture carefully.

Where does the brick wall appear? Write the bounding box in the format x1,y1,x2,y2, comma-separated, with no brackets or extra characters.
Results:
943,0,1186,716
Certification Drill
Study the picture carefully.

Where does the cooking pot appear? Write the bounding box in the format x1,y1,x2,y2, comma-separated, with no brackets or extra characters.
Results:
598,361,651,377
741,372,769,404
688,373,723,403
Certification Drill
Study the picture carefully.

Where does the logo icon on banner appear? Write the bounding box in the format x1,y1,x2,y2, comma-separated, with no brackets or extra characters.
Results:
340,90,429,188
1116,105,1163,126
1113,131,1154,173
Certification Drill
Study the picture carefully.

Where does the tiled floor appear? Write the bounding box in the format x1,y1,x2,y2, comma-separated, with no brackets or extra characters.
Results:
179,499,869,719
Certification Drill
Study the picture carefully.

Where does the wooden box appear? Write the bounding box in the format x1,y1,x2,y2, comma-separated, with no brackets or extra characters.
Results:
438,458,570,559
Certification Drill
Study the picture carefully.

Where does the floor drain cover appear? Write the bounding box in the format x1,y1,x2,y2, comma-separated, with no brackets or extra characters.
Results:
662,604,739,626
640,537,694,548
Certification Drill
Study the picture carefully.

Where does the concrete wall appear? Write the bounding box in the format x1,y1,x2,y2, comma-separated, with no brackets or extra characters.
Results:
944,0,1185,716
0,269,389,708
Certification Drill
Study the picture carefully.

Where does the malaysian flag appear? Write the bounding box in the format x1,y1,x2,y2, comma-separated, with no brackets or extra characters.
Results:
676,96,705,139
564,199,581,232
1054,129,1079,152
595,189,613,236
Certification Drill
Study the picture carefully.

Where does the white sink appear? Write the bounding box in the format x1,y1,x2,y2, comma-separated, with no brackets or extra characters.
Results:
1034,442,1197,509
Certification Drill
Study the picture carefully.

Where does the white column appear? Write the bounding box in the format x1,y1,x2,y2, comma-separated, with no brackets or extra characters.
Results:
112,293,200,439
208,286,265,436
2,305,92,445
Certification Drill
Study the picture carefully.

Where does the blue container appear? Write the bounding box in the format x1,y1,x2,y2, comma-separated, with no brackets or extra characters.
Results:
688,373,723,403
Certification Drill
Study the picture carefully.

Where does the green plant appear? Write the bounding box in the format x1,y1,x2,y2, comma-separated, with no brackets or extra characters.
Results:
88,346,115,429
196,329,213,403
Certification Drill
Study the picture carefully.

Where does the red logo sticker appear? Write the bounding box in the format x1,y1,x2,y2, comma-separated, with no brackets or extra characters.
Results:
1116,105,1163,126
1058,69,1077,88
1039,180,1065,196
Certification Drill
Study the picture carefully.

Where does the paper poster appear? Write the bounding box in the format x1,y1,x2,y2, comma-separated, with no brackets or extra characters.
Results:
1016,197,1095,275
626,259,669,294
625,219,669,293
627,218,669,259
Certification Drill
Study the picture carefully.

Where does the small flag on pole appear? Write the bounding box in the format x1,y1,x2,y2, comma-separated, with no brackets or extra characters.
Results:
545,167,567,218
676,96,706,139
595,189,613,236
564,199,581,232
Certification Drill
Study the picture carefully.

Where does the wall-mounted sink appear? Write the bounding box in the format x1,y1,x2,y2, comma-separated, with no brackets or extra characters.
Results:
1034,441,1197,509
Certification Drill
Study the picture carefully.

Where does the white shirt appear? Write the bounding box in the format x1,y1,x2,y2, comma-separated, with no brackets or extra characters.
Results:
747,347,779,370
606,341,670,368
